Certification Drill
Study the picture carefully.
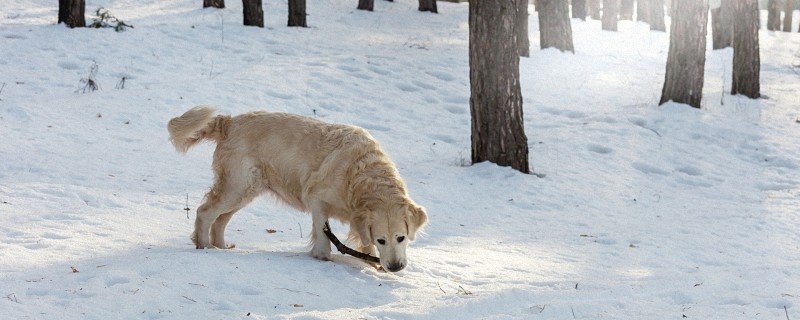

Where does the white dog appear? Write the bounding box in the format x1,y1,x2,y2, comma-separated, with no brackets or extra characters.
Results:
168,106,427,272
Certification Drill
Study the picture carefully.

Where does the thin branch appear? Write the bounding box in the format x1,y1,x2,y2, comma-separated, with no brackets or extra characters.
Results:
323,221,379,263
786,305,791,320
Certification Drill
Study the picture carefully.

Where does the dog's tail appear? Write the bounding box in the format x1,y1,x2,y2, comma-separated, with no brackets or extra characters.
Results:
167,106,229,153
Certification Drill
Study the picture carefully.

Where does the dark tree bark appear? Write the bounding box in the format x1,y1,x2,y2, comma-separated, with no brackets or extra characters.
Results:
539,0,575,53
732,0,760,99
637,0,649,23
620,0,635,20
659,0,708,109
242,0,263,27
711,0,733,49
588,0,602,20
358,0,374,11
204,0,225,8
469,0,530,174
572,0,587,20
518,0,530,57
419,0,438,13
648,0,666,31
602,0,620,31
784,0,795,32
58,0,85,28
767,0,781,31
288,0,306,27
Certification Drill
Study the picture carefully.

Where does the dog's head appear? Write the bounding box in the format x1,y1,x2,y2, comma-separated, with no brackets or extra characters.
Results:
354,201,427,272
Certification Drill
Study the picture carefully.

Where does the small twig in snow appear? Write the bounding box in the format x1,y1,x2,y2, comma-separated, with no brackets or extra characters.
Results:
276,287,320,297
456,285,472,295
4,293,19,303
184,193,191,219
437,282,446,294
182,295,196,303
786,306,791,320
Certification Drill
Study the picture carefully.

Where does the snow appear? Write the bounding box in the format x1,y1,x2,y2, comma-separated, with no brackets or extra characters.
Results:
1,0,799,319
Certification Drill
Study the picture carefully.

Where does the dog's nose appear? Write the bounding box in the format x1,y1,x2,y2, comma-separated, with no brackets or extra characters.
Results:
385,262,405,272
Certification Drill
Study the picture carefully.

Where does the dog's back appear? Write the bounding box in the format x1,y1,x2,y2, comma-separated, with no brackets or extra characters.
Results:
168,107,389,212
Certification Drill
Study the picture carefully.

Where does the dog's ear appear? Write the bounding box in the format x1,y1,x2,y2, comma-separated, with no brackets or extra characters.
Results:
352,213,372,247
406,204,428,241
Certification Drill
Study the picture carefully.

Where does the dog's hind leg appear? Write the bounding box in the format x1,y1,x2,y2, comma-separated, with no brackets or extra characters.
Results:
210,206,248,249
193,168,256,249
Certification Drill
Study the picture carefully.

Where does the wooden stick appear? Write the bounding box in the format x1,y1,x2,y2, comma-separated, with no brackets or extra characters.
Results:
322,221,380,263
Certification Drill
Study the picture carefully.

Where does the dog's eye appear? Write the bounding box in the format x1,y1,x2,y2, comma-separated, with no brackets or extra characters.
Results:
377,239,386,245
397,236,405,243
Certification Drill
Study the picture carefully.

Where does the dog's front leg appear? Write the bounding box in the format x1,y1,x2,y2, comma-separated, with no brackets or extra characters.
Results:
309,202,332,261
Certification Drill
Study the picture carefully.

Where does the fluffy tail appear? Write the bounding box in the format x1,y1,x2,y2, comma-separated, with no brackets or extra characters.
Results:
167,106,229,153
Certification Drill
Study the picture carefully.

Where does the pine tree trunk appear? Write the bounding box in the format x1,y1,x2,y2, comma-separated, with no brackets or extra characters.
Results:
648,0,665,31
783,0,795,32
637,0,650,23
419,0,438,13
288,0,307,27
58,0,85,28
767,0,781,31
518,0,531,57
620,0,634,20
588,0,602,19
358,0,374,11
659,0,708,109
572,0,587,20
204,0,225,8
539,0,575,53
732,0,760,99
602,0,620,31
242,0,264,27
711,0,733,49
469,0,530,174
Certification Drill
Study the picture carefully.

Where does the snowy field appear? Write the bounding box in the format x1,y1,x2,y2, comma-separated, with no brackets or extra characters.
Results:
1,0,799,319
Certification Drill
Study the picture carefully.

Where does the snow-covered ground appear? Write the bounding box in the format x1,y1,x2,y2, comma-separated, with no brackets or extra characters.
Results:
1,1,799,319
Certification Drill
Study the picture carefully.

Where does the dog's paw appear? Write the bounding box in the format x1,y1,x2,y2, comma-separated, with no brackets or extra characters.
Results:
309,250,331,261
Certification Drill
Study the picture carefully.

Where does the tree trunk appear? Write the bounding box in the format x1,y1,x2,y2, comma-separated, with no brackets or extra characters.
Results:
659,0,708,109
419,0,438,13
358,0,374,11
58,0,85,28
204,0,225,8
637,0,649,23
767,0,780,31
732,0,760,99
588,0,602,19
620,0,634,20
572,0,587,20
602,0,620,31
539,0,575,53
784,0,795,32
469,0,530,174
288,0,307,27
518,0,531,57
711,0,733,49
242,0,263,27
648,0,666,31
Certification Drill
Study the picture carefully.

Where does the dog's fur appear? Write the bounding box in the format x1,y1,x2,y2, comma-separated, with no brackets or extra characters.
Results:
168,106,427,272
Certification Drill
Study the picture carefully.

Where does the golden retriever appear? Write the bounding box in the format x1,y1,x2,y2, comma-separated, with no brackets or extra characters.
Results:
168,106,427,272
